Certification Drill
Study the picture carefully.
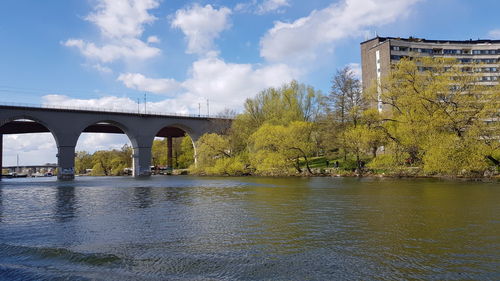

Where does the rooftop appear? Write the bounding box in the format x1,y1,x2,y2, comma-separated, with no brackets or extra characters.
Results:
361,36,500,45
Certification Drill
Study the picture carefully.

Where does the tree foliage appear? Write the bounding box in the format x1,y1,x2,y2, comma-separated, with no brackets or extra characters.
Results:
194,81,324,176
371,57,500,175
90,144,132,176
194,62,499,177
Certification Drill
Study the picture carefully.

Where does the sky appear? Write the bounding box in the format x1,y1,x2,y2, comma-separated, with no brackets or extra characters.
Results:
1,0,500,166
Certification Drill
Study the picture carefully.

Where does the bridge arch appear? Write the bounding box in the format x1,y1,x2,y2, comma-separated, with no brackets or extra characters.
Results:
75,119,144,177
0,116,59,179
151,123,201,172
0,114,58,144
76,119,138,148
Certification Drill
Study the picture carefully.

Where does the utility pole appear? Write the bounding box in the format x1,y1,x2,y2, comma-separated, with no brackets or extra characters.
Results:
137,98,140,114
144,93,147,114
207,98,209,117
198,103,201,117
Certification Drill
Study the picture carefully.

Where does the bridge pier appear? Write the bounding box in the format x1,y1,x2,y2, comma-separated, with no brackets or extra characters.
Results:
133,146,152,177
57,146,75,180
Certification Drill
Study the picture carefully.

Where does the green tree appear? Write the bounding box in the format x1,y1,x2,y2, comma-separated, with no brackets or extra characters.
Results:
177,135,194,168
230,80,323,155
193,133,248,175
194,133,231,170
373,56,500,174
151,138,168,167
249,121,315,175
90,144,132,176
75,151,93,174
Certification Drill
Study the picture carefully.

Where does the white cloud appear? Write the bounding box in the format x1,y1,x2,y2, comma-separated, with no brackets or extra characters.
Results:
171,4,232,55
92,63,113,74
182,57,297,111
116,56,298,113
117,73,180,95
64,38,160,63
64,0,160,63
42,95,139,111
45,56,297,115
3,134,57,166
260,0,421,62
41,94,191,115
347,62,361,79
488,29,500,39
147,35,160,43
86,0,158,38
77,133,131,153
235,0,289,14
257,0,289,14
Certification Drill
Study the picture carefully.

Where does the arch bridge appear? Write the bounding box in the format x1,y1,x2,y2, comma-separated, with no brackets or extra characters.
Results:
0,105,231,180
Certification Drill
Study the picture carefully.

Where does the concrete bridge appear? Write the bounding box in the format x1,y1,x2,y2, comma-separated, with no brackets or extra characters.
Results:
0,105,231,180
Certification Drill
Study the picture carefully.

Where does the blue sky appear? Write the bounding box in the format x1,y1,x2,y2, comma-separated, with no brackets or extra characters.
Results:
1,0,500,165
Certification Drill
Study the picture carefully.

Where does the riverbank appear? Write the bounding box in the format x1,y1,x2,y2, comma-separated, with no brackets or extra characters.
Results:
188,167,500,181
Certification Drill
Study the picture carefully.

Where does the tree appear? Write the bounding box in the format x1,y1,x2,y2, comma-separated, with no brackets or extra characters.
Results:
75,151,93,174
193,133,248,175
373,56,500,174
325,66,365,160
241,80,323,128
249,121,315,175
194,133,231,170
177,135,194,168
90,144,132,176
230,80,324,155
151,138,168,167
328,66,365,126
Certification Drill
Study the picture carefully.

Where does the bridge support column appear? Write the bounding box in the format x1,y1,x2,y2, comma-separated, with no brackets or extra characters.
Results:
133,146,152,177
167,136,173,170
57,146,75,180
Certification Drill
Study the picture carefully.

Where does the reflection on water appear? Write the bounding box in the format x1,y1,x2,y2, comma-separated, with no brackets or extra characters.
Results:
0,176,498,280
0,187,2,222
54,186,77,222
133,186,153,208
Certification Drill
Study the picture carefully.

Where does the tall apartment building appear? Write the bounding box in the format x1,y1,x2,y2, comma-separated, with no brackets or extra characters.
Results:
361,36,500,112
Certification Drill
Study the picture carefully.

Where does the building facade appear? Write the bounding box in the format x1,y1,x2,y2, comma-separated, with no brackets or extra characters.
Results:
361,36,500,112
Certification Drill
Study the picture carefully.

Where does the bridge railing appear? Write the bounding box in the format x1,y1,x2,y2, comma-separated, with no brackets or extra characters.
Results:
0,101,233,119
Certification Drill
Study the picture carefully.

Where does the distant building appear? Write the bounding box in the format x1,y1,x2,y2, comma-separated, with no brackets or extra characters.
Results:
361,36,500,112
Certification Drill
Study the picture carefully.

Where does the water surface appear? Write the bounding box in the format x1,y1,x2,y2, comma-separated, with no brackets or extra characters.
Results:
0,176,498,280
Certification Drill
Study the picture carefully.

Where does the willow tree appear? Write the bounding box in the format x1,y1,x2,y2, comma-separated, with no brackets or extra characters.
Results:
375,57,500,175
249,121,315,175
230,81,324,154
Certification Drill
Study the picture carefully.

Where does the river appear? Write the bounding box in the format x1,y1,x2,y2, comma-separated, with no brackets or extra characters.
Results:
0,176,498,280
